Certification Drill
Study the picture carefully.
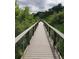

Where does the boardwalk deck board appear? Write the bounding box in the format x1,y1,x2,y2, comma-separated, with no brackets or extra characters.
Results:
21,22,54,59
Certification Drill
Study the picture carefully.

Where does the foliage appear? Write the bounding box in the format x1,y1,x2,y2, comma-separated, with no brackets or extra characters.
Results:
34,4,64,19
56,38,64,59
46,11,64,33
15,5,37,37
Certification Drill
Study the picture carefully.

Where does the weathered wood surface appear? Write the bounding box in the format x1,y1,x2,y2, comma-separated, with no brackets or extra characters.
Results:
21,22,54,59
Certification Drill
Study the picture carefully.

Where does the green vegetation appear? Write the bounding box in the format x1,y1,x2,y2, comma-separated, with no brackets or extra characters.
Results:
46,11,64,33
56,38,64,59
15,5,37,37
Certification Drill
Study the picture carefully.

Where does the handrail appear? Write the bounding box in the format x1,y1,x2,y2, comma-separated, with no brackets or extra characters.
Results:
15,22,38,44
43,21,64,39
43,21,64,59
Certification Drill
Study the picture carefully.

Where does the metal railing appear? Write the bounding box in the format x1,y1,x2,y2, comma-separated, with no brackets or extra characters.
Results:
15,22,38,59
43,21,64,59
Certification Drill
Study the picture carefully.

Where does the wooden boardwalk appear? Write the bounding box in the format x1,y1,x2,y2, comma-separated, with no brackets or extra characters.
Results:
21,22,54,59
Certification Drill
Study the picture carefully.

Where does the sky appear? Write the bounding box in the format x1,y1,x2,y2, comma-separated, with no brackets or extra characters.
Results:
17,0,64,13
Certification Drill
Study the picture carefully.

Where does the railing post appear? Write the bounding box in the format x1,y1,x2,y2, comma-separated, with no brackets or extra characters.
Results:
33,27,35,35
48,27,50,36
22,39,25,52
26,32,30,45
53,31,57,46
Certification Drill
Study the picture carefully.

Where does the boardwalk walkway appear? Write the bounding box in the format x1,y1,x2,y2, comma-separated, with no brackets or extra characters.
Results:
21,22,54,59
